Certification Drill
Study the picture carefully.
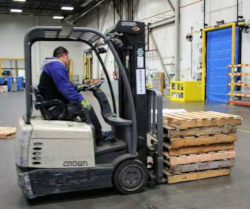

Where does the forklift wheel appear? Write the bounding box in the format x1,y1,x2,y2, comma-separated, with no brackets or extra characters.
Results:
113,159,148,194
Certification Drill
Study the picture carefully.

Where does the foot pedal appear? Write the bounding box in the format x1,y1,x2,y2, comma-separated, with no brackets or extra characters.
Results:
147,145,156,157
147,171,156,188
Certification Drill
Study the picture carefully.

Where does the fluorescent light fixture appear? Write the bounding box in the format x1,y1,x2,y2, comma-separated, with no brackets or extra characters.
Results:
53,16,64,20
61,6,74,11
13,0,26,2
10,9,22,13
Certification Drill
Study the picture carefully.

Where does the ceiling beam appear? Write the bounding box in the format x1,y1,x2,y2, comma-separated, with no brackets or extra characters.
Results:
167,0,175,12
71,0,106,24
148,16,175,29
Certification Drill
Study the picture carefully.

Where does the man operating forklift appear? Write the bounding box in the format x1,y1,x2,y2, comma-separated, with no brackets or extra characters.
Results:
38,46,112,143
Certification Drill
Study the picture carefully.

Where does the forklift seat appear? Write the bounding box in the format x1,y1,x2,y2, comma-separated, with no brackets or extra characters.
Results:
33,87,67,120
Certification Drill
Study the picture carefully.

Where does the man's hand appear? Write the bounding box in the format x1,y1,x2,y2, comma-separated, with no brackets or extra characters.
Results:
81,100,91,111
77,84,89,92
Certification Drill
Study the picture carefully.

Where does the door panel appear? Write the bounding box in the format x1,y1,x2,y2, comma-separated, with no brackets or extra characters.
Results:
206,27,240,103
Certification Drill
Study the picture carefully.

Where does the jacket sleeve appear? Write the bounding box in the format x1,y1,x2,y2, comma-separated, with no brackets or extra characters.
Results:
73,84,78,90
48,64,84,103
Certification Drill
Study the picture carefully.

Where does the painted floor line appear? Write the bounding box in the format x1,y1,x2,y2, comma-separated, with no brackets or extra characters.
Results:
238,129,250,134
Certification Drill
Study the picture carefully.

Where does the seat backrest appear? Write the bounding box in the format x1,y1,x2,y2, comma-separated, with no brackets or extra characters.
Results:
32,86,53,120
33,86,44,102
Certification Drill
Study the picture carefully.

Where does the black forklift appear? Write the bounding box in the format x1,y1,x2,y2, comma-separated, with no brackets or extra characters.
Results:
15,21,164,199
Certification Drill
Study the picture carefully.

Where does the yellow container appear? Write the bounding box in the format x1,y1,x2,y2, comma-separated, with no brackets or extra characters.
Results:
170,81,203,101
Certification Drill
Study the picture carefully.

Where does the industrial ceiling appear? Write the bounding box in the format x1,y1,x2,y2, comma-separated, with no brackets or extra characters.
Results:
0,0,106,23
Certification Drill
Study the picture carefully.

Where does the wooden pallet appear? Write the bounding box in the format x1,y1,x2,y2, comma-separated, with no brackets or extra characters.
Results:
165,133,237,148
164,168,231,184
151,133,237,148
163,150,235,167
164,143,234,156
164,159,235,174
164,124,237,138
163,111,242,129
0,127,16,139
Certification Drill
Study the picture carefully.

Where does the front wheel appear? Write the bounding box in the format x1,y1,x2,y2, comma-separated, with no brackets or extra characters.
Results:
113,159,148,194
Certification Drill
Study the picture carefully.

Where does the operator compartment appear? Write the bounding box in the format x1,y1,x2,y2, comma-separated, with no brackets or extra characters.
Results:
16,117,95,169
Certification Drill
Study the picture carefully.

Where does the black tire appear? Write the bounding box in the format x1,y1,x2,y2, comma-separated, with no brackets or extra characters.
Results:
113,159,148,194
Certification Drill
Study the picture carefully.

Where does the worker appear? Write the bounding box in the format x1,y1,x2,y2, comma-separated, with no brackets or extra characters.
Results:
38,46,111,143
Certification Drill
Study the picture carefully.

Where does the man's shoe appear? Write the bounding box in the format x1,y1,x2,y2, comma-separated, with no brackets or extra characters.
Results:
102,131,115,142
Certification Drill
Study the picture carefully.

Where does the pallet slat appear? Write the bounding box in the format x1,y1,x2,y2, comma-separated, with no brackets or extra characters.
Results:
164,125,237,138
167,133,237,148
164,168,231,184
207,111,242,125
165,143,234,156
164,150,236,167
164,159,235,174
163,111,242,129
189,112,228,126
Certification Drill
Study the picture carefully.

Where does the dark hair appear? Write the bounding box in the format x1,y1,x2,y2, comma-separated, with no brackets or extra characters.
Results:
53,46,68,58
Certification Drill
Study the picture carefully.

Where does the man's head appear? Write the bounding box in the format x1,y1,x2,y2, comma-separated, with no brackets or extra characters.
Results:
53,46,69,67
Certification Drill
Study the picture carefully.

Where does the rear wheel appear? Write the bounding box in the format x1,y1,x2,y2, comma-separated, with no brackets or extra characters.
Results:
113,159,148,194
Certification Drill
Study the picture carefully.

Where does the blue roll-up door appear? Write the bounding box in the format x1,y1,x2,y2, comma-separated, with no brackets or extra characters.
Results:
206,27,240,103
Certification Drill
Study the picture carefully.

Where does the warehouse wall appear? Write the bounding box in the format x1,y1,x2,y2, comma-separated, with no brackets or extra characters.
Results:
74,0,250,87
75,4,119,79
0,14,84,85
180,0,250,92
1,0,250,87
134,0,247,81
0,15,67,58
32,41,84,84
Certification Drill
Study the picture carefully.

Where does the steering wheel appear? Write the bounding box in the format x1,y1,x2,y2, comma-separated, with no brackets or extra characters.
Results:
82,79,105,91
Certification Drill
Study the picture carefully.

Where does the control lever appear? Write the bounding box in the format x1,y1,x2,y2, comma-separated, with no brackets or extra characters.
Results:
107,32,123,38
80,107,91,124
67,102,91,124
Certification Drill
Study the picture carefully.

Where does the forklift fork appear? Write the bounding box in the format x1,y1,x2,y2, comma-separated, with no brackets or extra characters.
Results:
147,89,166,184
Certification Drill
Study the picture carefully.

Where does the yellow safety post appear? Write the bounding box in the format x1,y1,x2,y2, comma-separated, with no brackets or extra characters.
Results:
69,59,73,82
202,22,237,101
83,57,86,79
202,30,206,101
231,22,236,93
87,56,91,79
15,60,18,77
83,56,92,79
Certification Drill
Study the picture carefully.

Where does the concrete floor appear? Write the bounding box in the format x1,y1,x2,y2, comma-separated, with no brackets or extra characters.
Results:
0,91,250,209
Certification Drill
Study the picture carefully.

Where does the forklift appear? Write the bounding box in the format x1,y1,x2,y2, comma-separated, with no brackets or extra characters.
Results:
15,21,165,199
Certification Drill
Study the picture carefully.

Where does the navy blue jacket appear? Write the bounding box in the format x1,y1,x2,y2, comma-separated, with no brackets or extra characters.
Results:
40,59,84,103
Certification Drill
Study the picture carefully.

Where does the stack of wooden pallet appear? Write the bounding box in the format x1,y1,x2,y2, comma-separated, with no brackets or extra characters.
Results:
0,127,16,139
162,111,242,184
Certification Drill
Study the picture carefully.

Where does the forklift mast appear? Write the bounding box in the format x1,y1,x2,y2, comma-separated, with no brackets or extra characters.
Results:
107,21,148,161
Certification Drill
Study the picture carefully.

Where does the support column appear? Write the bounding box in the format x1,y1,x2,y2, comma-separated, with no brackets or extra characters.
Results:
174,0,180,80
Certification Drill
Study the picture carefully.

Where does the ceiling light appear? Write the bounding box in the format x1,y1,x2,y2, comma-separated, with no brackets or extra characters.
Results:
53,16,64,20
13,0,26,2
10,9,22,13
61,6,74,11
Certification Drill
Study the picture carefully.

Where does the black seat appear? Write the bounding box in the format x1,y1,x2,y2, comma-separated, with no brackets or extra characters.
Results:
33,87,90,122
33,87,67,120
93,88,132,127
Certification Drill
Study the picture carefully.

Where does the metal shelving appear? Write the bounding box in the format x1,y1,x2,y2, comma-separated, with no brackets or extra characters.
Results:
227,63,250,106
0,58,24,77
